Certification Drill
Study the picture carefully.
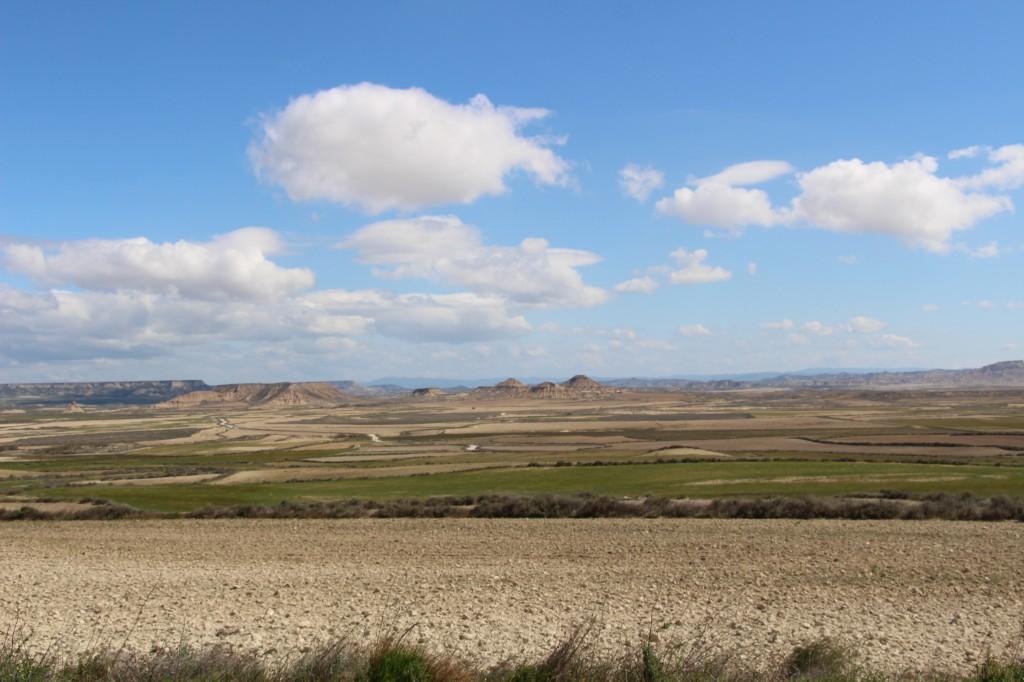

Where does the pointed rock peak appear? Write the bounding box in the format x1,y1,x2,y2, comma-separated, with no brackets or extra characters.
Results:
980,360,1024,372
496,378,527,388
529,381,562,392
563,374,602,389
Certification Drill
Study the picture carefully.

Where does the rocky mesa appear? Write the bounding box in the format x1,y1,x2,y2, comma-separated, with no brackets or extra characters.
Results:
156,382,350,409
472,374,617,399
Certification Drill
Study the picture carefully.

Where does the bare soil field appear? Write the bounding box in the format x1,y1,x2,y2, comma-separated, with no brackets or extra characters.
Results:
0,501,93,512
674,436,1011,457
69,473,222,487
2,388,1023,512
830,434,1024,448
1,518,1020,673
210,462,513,485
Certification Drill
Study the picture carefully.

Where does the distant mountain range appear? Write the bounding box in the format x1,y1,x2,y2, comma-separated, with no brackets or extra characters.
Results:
0,380,207,407
2,361,1022,407
380,362,1024,392
156,382,349,409
461,375,618,399
366,367,929,388
606,361,1024,391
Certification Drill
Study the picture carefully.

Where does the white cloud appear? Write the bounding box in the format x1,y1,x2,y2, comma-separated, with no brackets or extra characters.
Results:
847,315,886,333
614,276,658,294
791,156,1010,252
654,160,792,230
747,261,758,275
0,283,373,364
303,289,531,343
374,294,530,343
699,160,795,186
340,215,606,307
977,299,996,309
1,228,314,301
249,82,570,213
838,255,858,265
668,248,732,284
619,164,664,201
0,218,564,366
965,241,1000,258
679,323,712,337
657,151,1017,252
949,145,983,160
760,314,917,352
957,144,1024,191
921,304,940,312
656,183,784,230
0,281,539,363
802,320,834,336
876,333,918,349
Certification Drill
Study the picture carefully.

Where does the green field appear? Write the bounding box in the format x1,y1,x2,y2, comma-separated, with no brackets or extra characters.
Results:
4,389,1024,515
27,460,1024,512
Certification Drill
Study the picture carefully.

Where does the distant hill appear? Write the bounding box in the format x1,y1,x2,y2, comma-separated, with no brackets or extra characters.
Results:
4,361,1021,408
410,387,446,398
370,376,559,389
0,380,208,407
156,382,350,409
609,361,1024,391
327,380,405,397
471,375,618,399
756,360,1024,389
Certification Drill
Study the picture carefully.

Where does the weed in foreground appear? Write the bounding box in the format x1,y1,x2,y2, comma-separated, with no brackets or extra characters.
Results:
2,620,1024,681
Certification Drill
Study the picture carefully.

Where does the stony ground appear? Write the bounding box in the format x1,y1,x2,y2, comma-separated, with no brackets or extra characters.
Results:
1,519,1021,673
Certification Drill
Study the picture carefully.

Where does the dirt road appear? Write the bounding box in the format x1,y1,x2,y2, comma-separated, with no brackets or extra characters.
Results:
1,519,1021,672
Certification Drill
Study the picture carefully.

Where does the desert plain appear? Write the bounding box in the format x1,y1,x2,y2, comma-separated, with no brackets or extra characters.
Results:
1,385,1023,673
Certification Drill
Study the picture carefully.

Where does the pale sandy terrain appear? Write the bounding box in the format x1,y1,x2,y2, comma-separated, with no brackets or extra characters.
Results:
0,468,42,479
1,519,1021,673
831,434,1024,447
407,416,887,437
674,436,1010,457
70,473,221,487
210,462,512,484
0,501,94,512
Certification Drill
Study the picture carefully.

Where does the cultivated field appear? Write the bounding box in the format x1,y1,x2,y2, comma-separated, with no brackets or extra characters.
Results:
1,518,1021,674
3,389,1023,677
2,389,1024,513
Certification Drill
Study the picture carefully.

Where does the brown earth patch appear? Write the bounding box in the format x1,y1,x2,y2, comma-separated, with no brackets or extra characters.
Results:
70,473,222,487
0,518,1020,672
211,463,514,485
0,468,42,479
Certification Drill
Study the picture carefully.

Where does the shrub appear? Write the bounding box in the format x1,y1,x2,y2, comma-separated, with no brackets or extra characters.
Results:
782,639,858,680
362,648,431,682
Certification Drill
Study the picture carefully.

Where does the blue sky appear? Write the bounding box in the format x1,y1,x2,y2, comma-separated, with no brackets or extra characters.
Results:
1,1,1021,382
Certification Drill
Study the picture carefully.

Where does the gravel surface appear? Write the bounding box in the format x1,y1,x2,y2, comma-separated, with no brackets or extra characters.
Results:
1,519,1021,672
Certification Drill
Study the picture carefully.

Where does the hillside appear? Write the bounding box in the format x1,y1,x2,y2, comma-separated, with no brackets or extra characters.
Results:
609,361,1024,391
328,380,406,397
0,380,208,407
471,375,618,399
757,360,1024,389
156,382,350,409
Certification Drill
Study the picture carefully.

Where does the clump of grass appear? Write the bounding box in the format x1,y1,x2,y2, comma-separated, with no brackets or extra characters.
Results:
3,620,1024,682
781,639,861,680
